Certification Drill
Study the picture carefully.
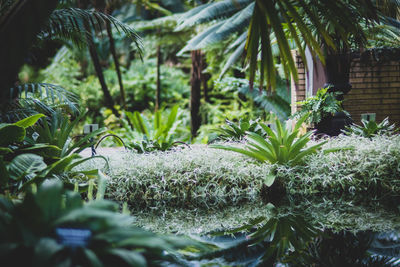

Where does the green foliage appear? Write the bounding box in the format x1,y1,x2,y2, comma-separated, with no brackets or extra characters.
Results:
215,118,267,141
214,76,291,121
0,114,107,194
40,50,190,116
124,105,189,153
294,87,347,124
343,117,398,138
0,180,197,266
177,0,377,90
121,59,190,111
27,110,107,157
2,83,80,122
212,114,327,167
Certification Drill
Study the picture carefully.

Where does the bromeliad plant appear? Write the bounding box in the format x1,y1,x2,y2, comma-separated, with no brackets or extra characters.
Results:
212,113,326,166
124,105,189,153
0,180,199,266
215,118,267,141
343,117,398,138
212,114,327,187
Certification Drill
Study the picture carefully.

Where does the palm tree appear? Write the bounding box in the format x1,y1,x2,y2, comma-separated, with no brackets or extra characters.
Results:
177,0,379,91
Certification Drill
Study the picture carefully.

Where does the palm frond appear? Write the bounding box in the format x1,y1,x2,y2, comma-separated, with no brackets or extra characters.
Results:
42,8,142,52
176,0,252,31
7,83,80,120
220,40,246,77
178,21,225,55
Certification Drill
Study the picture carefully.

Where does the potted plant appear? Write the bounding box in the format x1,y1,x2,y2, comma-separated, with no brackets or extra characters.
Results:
294,87,352,136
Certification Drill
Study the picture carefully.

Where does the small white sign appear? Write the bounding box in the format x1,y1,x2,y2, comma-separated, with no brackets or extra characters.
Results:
361,113,376,122
83,124,99,134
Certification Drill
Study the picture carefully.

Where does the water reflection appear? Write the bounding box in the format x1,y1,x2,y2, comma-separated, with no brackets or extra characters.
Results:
184,210,400,267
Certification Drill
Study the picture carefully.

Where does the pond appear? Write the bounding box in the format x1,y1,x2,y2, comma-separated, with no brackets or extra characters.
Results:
132,199,400,266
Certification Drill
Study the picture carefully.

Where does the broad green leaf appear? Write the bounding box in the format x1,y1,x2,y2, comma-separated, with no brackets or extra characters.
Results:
0,156,9,186
0,124,25,146
8,153,47,182
108,249,146,266
43,154,81,176
14,113,45,128
19,144,61,159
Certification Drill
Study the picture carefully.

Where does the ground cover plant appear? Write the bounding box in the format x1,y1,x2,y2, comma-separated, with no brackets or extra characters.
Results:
79,132,400,211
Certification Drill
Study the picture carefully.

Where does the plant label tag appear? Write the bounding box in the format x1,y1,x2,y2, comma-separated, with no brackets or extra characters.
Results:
84,124,99,134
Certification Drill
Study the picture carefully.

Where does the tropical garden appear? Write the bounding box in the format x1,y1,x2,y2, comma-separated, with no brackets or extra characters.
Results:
1,0,400,266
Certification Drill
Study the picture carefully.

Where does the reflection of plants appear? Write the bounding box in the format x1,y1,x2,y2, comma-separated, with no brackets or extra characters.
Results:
294,87,348,124
0,180,197,266
216,118,267,141
206,204,321,265
287,230,398,266
343,117,397,138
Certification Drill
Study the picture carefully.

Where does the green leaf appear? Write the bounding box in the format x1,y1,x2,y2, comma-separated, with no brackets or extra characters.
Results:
264,173,276,187
8,153,47,182
0,156,9,187
0,124,25,146
13,114,45,128
43,154,81,176
18,144,61,159
108,249,147,266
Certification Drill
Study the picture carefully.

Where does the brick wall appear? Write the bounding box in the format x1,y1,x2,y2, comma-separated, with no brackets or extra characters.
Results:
291,52,306,114
345,59,400,124
293,55,400,125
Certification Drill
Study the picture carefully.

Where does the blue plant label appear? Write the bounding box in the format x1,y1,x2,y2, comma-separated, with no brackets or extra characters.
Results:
56,228,92,248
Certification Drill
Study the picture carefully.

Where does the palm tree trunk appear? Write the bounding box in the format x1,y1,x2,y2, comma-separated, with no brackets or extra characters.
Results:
155,44,161,111
201,53,210,103
106,20,126,110
84,22,118,116
190,50,202,137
